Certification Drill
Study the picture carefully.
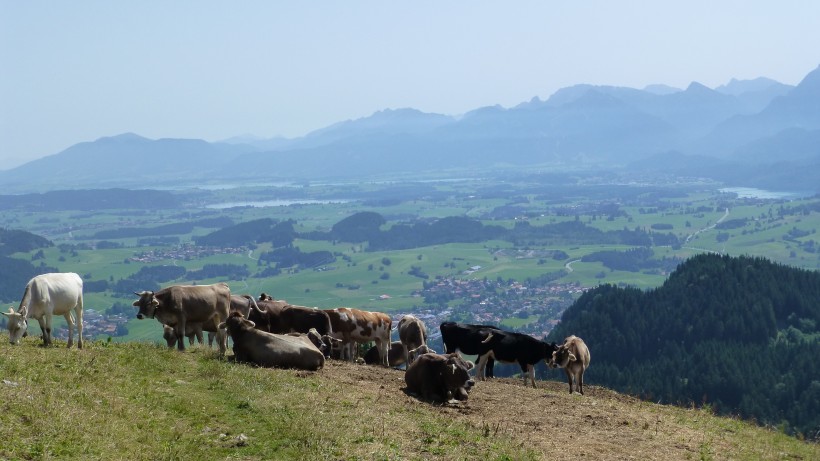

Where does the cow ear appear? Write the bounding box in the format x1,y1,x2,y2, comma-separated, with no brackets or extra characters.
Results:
246,320,256,328
568,352,577,362
464,360,475,370
150,297,160,307
132,300,140,307
217,322,227,330
1,307,13,317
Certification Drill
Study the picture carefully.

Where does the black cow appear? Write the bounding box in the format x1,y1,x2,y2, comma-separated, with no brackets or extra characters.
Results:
439,321,501,378
476,330,559,388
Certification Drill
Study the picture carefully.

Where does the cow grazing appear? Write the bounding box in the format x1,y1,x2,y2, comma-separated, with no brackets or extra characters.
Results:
219,312,324,371
324,307,392,365
3,272,84,348
397,314,428,366
475,330,559,388
404,353,475,403
549,335,591,395
363,341,407,367
439,321,501,378
133,283,230,355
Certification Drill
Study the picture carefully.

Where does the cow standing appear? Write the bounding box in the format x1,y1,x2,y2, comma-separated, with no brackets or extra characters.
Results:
405,353,475,403
2,272,84,348
397,314,428,366
133,283,230,355
439,321,501,378
549,335,591,395
475,330,559,388
219,312,324,371
324,307,392,365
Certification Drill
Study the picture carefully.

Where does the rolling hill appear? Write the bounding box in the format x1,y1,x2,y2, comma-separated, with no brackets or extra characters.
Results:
1,340,817,460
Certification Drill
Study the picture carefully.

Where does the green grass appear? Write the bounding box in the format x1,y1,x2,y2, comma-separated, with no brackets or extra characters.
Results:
0,339,536,460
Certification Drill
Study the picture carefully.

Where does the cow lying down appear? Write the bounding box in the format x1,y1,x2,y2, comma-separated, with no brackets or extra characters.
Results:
219,312,324,371
404,353,475,403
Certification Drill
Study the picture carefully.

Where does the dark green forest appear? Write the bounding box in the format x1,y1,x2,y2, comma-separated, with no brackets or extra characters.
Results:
547,253,820,439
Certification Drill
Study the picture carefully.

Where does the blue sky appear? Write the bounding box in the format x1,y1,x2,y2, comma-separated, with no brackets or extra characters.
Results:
2,1,819,169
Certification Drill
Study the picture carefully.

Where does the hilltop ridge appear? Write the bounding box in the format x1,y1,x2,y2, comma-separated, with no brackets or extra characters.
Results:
1,340,816,460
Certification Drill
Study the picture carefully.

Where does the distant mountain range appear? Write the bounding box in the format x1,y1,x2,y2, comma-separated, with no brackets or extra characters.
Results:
2,65,819,193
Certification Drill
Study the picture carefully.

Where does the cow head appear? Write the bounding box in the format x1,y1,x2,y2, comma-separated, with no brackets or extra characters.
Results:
549,345,577,369
218,311,255,335
132,291,160,319
442,353,475,400
2,306,28,345
258,292,274,301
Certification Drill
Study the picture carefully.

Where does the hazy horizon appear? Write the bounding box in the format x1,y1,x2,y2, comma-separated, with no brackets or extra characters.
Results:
2,1,820,170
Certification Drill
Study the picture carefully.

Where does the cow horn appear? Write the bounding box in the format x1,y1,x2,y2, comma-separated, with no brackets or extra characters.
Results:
481,332,494,344
248,297,264,314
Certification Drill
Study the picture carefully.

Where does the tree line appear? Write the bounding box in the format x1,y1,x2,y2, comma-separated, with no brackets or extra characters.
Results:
546,253,820,439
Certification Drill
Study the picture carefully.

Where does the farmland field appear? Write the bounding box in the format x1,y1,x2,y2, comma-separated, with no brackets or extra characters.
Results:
2,177,818,344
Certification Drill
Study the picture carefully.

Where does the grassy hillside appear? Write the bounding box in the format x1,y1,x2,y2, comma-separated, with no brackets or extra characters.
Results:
1,339,817,460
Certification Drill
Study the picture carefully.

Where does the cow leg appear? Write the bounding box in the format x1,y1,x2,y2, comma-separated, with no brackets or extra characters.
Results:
578,371,584,395
527,364,536,388
74,300,84,349
175,318,186,351
43,314,54,346
564,368,574,394
403,344,412,367
486,357,495,378
216,329,228,356
64,311,75,348
35,316,48,345
476,354,489,381
377,339,389,367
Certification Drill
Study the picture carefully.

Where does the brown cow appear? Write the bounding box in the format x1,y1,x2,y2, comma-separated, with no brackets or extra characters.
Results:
548,335,591,395
404,352,475,403
397,314,428,366
323,307,392,365
219,312,324,371
133,283,230,355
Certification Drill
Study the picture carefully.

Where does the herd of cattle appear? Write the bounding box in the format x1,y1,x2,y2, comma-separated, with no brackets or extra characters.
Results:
3,273,591,402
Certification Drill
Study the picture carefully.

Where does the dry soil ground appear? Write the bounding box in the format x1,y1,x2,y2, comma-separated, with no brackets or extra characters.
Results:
315,359,815,460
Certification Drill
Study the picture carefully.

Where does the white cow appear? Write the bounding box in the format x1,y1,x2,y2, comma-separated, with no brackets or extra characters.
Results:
2,272,84,348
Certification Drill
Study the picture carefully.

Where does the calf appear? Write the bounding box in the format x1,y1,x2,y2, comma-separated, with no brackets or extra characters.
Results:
549,335,591,395
476,330,559,388
439,321,501,378
363,341,407,367
397,315,428,366
404,353,475,403
162,316,218,348
219,312,324,371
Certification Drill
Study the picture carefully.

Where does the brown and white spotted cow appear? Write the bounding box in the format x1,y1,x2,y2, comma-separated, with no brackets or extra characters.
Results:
323,307,391,366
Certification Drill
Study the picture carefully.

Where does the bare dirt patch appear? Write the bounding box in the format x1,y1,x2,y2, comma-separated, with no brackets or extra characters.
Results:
316,359,815,460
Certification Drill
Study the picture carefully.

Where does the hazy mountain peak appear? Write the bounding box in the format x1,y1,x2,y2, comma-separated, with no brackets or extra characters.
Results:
642,84,682,95
715,77,784,95
97,132,149,143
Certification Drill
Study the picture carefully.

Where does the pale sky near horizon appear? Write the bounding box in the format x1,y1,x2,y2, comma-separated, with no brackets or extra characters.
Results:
2,1,819,170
